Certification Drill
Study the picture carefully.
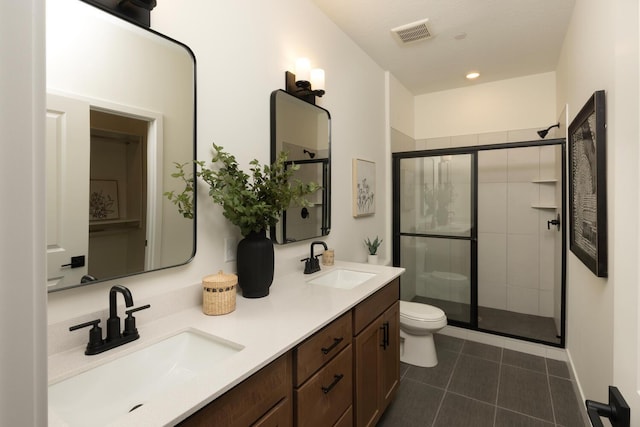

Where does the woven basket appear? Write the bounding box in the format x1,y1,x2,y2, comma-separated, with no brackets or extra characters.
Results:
202,270,237,315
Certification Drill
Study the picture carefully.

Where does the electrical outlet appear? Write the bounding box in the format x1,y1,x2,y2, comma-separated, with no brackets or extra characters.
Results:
224,237,237,262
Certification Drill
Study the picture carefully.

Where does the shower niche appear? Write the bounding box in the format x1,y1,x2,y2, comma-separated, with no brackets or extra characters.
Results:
393,139,565,347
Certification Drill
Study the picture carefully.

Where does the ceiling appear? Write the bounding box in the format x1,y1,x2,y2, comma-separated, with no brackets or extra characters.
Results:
311,0,576,95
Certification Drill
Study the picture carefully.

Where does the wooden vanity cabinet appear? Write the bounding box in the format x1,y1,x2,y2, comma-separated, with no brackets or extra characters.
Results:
293,312,353,427
178,278,400,427
353,279,400,427
178,352,292,427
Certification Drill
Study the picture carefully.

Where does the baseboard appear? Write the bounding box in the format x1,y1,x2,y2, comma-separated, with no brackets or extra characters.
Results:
565,348,591,426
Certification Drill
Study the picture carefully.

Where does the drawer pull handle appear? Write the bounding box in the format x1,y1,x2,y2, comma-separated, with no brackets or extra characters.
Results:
380,322,390,349
321,374,344,394
321,337,344,355
384,321,390,348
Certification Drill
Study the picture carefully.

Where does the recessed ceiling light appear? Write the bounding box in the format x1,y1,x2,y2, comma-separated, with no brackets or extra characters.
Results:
466,72,480,80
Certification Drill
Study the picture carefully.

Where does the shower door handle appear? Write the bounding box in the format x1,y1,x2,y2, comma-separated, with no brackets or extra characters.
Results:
547,214,561,231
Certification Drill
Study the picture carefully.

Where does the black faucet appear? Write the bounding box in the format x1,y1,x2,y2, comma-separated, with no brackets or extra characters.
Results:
302,241,328,274
107,284,134,340
69,285,150,355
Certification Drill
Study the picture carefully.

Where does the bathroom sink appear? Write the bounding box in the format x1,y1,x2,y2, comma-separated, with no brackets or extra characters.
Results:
49,329,243,426
307,269,376,290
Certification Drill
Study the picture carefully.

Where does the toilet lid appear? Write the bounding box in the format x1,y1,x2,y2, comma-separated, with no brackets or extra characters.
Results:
400,300,446,321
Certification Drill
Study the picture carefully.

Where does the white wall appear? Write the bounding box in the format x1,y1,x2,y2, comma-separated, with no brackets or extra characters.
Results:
0,0,47,425
389,73,414,138
48,0,389,325
556,0,640,413
414,72,557,139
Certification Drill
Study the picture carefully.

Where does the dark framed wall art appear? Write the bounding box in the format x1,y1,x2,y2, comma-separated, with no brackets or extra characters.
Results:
568,90,607,277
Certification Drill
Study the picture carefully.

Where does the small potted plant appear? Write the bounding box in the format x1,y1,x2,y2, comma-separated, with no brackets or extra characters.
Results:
166,143,320,297
364,236,383,264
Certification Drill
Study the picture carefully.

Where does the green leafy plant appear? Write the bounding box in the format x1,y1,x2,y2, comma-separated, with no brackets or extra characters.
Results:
164,162,195,220
364,236,383,255
165,143,320,237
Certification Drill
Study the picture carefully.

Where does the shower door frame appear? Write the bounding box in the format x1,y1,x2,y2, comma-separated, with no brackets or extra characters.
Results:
392,138,566,348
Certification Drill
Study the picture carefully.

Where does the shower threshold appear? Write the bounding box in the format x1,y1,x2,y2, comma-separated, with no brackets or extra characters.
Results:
411,296,560,345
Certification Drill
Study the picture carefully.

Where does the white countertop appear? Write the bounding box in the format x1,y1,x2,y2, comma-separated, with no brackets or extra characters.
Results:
48,261,404,426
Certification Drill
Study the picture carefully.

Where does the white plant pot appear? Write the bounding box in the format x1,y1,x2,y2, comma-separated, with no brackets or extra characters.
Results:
368,254,379,264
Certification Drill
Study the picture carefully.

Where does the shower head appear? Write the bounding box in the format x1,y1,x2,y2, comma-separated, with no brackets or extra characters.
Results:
303,149,316,159
537,123,560,139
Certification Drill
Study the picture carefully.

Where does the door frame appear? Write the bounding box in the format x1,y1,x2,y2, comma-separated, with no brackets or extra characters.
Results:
47,89,164,271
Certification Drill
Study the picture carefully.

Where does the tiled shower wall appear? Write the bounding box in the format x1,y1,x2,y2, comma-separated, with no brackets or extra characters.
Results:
478,146,559,317
392,127,561,318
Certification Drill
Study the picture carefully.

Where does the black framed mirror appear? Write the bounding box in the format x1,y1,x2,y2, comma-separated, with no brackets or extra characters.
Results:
270,90,331,244
46,0,196,291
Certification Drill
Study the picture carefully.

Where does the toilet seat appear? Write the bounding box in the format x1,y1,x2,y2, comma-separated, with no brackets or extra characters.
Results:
400,300,446,322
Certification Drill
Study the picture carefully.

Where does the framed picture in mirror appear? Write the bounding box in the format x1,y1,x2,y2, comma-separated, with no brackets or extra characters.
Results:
89,179,119,221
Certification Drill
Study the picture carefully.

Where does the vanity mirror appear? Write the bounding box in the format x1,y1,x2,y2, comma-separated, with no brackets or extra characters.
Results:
270,90,331,244
46,0,196,291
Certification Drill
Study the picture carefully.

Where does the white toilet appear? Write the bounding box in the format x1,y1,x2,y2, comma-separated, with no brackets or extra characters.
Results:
399,301,447,368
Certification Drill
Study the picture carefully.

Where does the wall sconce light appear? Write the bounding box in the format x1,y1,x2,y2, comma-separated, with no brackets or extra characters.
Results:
285,58,325,104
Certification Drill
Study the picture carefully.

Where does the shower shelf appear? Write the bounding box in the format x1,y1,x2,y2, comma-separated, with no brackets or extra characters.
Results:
532,179,558,209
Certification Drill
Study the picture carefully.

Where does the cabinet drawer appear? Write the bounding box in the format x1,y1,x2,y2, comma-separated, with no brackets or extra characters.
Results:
295,345,353,427
294,312,352,386
353,279,399,335
179,352,292,427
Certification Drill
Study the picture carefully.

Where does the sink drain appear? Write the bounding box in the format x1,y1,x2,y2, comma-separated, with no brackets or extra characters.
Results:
129,403,144,413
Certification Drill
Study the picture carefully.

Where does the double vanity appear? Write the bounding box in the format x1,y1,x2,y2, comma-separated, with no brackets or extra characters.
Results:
48,261,404,426
45,2,400,426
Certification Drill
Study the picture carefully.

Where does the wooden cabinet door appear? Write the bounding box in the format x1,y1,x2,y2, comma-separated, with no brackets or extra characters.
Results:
380,302,400,411
252,397,292,427
353,318,383,427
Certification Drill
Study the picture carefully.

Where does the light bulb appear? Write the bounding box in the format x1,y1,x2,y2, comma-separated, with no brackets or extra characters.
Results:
310,68,325,90
295,58,311,82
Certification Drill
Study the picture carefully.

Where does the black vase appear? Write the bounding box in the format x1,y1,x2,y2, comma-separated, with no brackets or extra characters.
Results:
236,230,274,298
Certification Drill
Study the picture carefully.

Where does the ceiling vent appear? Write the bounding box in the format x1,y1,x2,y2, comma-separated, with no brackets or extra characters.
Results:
391,18,433,44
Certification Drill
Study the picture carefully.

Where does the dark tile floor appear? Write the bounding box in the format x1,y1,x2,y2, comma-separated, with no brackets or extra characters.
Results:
378,335,587,427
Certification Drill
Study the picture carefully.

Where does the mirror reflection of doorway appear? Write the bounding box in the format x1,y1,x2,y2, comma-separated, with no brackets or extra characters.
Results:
88,111,148,279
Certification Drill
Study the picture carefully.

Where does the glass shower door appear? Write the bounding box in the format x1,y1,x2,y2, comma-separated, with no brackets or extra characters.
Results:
395,153,475,325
